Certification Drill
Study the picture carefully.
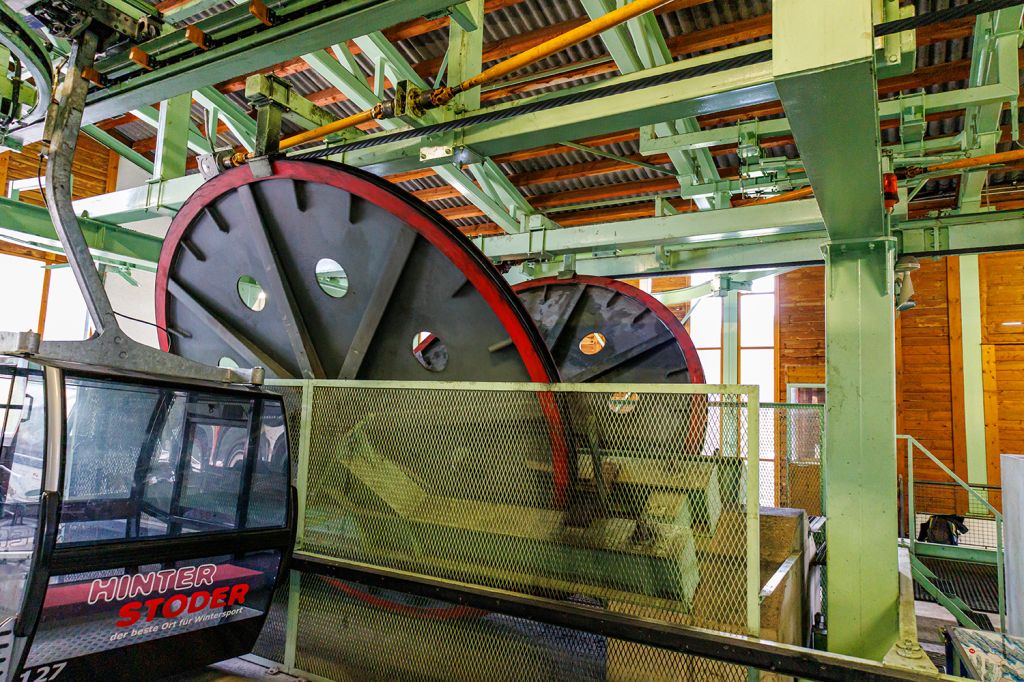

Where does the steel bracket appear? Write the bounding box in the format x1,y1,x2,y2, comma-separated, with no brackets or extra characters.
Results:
247,74,337,150
710,275,753,297
197,147,235,180
423,4,477,31
28,0,162,49
899,93,926,149
874,2,916,79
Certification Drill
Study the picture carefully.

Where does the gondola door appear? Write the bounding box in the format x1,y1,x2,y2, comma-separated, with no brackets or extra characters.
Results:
0,359,47,682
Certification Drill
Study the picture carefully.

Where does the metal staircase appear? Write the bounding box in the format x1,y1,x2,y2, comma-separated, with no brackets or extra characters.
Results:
898,435,1005,633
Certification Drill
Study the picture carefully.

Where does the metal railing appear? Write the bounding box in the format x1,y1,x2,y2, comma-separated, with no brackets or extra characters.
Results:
899,434,1005,633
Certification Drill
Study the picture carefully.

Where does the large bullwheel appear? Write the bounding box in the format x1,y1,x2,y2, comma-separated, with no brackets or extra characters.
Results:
513,274,704,385
156,160,558,384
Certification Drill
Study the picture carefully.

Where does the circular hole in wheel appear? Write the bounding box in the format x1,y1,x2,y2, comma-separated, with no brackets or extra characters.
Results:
579,331,607,356
412,331,448,373
237,275,267,311
315,258,349,299
218,356,239,369
609,391,640,415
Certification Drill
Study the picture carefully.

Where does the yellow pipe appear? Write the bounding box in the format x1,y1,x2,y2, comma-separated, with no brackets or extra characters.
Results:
261,0,674,158
277,108,376,152
745,186,814,206
924,148,1024,173
457,0,675,92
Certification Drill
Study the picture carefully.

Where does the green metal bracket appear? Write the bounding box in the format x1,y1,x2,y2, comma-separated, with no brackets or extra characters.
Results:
899,93,926,150
423,2,478,32
151,92,192,182
245,73,337,132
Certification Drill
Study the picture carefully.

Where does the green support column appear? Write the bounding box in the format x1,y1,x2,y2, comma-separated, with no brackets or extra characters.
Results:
823,240,899,660
152,92,192,182
445,0,483,114
957,7,1023,212
722,290,739,384
775,0,899,659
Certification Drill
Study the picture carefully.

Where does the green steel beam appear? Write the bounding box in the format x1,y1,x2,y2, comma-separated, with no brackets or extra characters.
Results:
446,0,484,113
328,43,777,175
10,0,466,144
909,540,997,566
510,234,828,280
775,0,897,661
722,290,739,383
474,198,825,260
82,124,154,174
130,104,211,155
193,86,257,151
774,3,884,242
957,6,1023,212
896,209,1024,253
71,174,204,223
152,92,192,181
643,80,1018,157
0,197,162,270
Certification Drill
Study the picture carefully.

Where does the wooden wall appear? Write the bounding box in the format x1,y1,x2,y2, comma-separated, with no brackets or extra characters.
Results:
978,253,1024,507
0,136,118,207
774,254,1024,512
775,266,825,395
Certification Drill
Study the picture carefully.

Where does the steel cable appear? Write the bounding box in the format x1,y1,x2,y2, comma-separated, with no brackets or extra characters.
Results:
292,50,773,160
874,0,1024,36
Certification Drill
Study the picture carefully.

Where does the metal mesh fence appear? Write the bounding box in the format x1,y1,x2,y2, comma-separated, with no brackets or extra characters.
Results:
756,403,824,514
257,381,763,681
909,480,1002,550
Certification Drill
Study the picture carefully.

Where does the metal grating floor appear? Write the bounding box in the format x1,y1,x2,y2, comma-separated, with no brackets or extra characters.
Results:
913,557,1000,614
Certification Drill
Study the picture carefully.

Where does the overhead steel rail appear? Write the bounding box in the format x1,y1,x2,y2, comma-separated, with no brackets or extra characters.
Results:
5,0,467,144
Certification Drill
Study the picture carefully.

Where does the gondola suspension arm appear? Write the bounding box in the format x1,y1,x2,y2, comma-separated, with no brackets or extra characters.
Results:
0,29,261,387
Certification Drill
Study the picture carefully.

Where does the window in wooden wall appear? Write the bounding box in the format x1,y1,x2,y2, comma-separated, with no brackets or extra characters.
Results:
0,252,90,340
739,276,776,401
0,254,45,331
42,268,90,340
688,273,723,384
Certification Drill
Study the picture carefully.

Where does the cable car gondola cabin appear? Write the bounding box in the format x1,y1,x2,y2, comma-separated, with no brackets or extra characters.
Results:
0,357,295,682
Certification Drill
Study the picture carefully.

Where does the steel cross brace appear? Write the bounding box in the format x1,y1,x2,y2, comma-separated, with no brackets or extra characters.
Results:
320,29,552,234
956,5,1023,212
130,103,210,155
193,85,257,152
580,0,723,210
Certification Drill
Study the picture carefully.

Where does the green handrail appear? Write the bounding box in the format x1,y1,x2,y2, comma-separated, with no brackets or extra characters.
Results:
898,434,1005,634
